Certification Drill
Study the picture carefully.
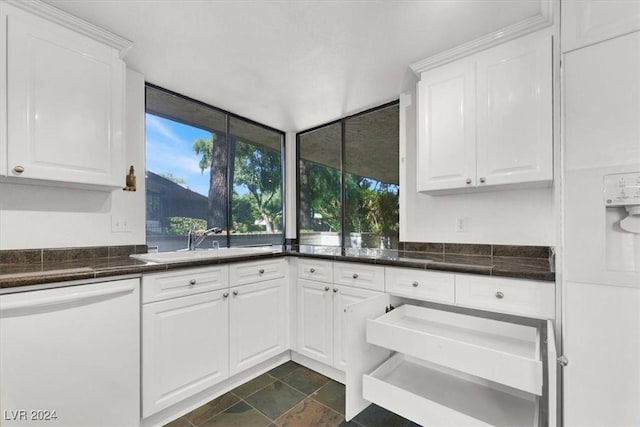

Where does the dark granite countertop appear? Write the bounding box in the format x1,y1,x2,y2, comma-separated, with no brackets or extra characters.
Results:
0,244,554,291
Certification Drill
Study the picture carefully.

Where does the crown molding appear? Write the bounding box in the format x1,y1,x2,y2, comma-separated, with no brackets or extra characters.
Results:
410,0,554,75
3,0,133,57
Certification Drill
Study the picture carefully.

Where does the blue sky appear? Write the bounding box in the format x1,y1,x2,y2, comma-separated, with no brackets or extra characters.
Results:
145,113,212,196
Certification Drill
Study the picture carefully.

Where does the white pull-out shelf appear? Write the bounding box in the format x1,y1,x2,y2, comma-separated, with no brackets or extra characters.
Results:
363,353,538,427
345,299,556,426
366,304,542,394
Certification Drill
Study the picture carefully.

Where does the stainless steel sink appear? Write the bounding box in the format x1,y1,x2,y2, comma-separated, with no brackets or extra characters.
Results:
130,247,276,263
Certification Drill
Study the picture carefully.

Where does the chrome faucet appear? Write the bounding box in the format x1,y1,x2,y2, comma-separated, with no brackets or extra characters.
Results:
187,225,223,251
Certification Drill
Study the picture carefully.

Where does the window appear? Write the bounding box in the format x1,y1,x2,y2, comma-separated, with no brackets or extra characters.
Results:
145,85,284,251
297,102,399,249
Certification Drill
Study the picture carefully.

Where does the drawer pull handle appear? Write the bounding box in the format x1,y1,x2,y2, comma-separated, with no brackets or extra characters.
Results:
412,281,419,287
259,269,265,274
352,273,358,279
324,286,330,292
333,288,338,293
310,268,316,273
495,291,504,299
13,165,25,174
189,279,196,286
233,290,239,296
223,292,229,298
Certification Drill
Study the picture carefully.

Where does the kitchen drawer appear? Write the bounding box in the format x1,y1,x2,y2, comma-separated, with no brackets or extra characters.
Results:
366,304,542,395
142,266,229,303
455,275,555,319
385,268,454,304
229,258,286,286
362,353,539,427
297,259,333,283
333,262,384,291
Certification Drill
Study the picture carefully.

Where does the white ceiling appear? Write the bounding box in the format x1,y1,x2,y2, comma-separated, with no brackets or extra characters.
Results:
44,0,541,132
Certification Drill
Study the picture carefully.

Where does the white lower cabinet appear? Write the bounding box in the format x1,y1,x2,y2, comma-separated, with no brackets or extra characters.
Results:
229,278,287,375
142,289,229,417
297,282,382,370
345,297,557,426
297,279,334,365
333,285,382,371
142,260,288,418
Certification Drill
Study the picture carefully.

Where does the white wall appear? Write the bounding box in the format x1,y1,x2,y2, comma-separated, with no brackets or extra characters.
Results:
399,90,555,246
0,68,146,249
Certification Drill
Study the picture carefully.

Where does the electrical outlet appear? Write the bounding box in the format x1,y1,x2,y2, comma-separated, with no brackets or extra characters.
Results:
455,216,468,233
111,216,131,233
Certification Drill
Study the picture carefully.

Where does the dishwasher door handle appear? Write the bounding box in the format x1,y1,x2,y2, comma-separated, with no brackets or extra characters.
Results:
0,281,137,312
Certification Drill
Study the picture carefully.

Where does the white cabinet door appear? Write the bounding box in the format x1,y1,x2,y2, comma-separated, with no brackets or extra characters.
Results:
417,60,476,192
229,278,287,376
142,289,229,417
333,286,382,371
2,3,125,187
562,0,640,52
297,279,333,365
416,31,552,194
476,34,552,187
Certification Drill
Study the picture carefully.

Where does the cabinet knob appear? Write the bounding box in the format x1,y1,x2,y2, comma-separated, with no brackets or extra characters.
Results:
352,273,358,279
479,177,486,184
310,268,316,273
557,355,569,367
233,290,239,296
412,281,419,287
259,269,265,274
465,178,472,184
495,291,504,299
324,286,330,292
13,165,25,174
223,292,229,298
189,279,196,286
333,288,338,293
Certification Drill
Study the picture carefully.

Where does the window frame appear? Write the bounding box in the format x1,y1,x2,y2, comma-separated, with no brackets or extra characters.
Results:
145,83,287,248
296,99,400,249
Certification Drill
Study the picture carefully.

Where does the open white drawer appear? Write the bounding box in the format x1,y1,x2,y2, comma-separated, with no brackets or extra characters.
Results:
364,354,539,427
366,304,542,394
345,298,556,427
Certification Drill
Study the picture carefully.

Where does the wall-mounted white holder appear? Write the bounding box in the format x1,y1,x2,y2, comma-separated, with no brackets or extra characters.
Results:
604,172,640,234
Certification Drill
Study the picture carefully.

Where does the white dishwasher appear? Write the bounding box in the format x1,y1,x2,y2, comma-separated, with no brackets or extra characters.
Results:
0,278,140,426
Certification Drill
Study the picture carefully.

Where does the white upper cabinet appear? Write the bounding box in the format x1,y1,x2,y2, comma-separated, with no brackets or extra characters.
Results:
476,34,553,187
416,32,552,194
416,61,476,192
562,0,640,53
0,1,131,188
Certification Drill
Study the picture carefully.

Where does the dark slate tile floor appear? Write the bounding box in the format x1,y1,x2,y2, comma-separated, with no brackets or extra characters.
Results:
164,361,419,427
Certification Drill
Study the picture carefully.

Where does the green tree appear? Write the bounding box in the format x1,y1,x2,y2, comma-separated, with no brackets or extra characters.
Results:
233,141,282,233
303,162,341,232
232,192,259,233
